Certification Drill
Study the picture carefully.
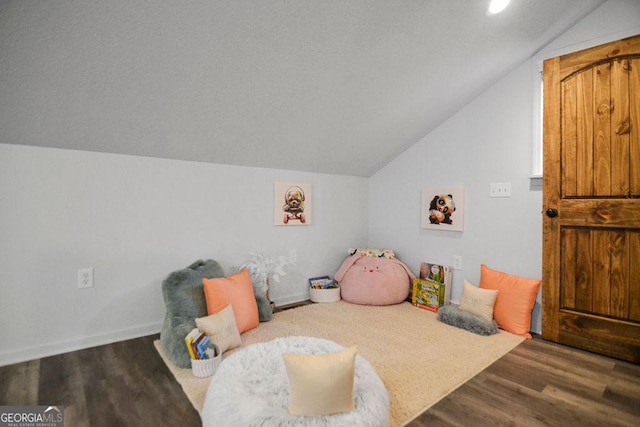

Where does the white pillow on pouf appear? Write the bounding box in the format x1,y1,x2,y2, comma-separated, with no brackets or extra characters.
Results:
283,345,357,415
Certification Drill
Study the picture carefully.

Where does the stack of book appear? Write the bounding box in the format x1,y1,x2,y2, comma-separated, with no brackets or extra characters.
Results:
184,328,217,360
308,276,338,289
412,262,452,313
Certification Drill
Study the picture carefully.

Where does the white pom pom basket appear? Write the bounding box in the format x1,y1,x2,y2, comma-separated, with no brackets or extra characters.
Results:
191,344,222,378
309,287,341,303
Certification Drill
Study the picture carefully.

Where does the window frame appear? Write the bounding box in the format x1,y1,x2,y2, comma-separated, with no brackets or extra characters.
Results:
531,60,544,179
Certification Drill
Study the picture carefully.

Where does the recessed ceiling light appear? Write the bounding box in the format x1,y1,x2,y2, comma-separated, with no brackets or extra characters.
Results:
488,0,510,15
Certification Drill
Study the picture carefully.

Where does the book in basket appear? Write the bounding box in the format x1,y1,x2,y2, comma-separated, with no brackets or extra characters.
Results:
412,262,452,312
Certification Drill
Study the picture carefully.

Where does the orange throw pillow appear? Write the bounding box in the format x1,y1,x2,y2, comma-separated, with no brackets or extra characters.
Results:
202,269,259,333
479,264,541,339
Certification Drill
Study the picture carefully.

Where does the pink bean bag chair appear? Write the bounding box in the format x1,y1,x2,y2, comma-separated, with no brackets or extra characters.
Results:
334,250,416,305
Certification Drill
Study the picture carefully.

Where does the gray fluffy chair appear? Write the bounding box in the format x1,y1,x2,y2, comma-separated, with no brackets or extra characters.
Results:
160,259,224,368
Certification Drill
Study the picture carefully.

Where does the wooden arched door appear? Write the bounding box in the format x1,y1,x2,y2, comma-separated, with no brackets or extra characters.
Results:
542,34,640,363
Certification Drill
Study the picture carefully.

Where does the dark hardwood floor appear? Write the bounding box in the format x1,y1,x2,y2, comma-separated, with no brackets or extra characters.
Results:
0,335,200,427
410,337,640,427
1,334,638,426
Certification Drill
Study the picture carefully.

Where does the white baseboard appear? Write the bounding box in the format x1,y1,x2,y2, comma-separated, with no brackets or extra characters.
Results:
273,291,310,307
0,292,345,367
0,321,163,367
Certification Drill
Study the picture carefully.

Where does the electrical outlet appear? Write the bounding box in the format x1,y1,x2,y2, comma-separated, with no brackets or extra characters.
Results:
78,268,94,289
453,255,463,271
289,249,297,264
490,182,512,197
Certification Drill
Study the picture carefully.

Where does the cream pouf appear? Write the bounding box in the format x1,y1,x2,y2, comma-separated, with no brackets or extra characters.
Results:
202,336,389,426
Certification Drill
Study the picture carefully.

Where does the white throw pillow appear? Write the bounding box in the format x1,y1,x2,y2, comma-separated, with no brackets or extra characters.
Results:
195,304,242,353
283,345,357,415
459,280,499,322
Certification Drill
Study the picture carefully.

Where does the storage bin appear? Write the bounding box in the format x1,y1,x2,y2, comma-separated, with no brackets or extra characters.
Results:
191,345,222,377
309,286,341,303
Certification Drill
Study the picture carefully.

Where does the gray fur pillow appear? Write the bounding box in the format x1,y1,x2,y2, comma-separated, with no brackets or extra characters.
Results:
437,304,499,336
160,259,224,368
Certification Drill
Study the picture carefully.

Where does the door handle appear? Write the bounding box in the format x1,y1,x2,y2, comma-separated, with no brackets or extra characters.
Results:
546,208,558,218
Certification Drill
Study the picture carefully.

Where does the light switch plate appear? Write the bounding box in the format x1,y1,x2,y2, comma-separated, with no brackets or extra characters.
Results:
490,182,511,197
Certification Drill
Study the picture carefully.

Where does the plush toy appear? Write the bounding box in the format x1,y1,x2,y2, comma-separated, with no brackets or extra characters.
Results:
429,194,456,224
334,252,416,305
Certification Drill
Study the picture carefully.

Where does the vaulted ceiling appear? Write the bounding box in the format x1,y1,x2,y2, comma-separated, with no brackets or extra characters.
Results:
0,0,606,176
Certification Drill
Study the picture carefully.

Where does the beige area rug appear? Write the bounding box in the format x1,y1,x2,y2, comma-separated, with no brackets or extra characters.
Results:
154,301,524,426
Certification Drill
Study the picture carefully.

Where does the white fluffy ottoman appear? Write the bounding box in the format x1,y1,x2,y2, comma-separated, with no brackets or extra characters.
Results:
202,336,389,426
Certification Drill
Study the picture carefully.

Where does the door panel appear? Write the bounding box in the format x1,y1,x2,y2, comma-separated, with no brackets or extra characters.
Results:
559,228,638,319
631,62,640,194
543,34,640,363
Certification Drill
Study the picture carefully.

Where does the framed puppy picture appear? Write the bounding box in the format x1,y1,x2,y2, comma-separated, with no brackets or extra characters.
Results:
274,182,312,226
421,186,464,231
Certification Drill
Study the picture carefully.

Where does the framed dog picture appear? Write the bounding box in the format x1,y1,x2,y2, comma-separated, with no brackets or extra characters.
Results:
421,186,464,231
274,182,312,226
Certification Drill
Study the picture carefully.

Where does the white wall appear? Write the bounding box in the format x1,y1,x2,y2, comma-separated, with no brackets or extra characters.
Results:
369,59,542,315
0,143,368,366
369,0,640,335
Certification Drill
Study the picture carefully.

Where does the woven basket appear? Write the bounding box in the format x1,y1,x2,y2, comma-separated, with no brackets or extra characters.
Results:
191,346,222,378
309,287,341,303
